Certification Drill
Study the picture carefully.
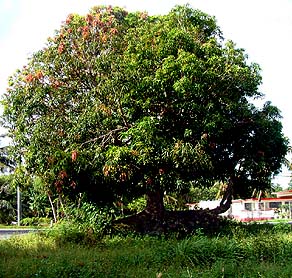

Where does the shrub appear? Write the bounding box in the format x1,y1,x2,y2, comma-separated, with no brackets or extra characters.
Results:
21,217,51,227
67,202,118,236
45,221,92,245
44,202,120,244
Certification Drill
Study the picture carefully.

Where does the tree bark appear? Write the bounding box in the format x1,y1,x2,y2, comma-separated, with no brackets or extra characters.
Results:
145,189,165,218
210,177,233,214
112,188,166,233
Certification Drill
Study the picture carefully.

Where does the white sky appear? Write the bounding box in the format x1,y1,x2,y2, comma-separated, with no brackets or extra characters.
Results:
0,0,292,186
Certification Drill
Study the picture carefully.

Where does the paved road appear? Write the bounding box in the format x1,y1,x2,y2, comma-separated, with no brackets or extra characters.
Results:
0,229,44,240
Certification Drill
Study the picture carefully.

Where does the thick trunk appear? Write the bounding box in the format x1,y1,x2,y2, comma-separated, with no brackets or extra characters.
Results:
145,189,165,218
113,180,232,234
112,189,165,234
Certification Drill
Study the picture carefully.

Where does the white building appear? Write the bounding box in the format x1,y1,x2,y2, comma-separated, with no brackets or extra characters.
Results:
190,190,292,222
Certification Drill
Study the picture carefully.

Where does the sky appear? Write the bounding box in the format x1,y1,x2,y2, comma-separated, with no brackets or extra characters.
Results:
0,0,292,186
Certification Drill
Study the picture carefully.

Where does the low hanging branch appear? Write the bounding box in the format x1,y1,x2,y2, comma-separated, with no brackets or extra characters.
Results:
210,177,233,215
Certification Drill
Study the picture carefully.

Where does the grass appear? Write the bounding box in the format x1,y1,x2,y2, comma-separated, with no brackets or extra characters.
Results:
0,224,34,229
1,222,292,277
0,224,15,229
258,220,292,225
0,225,28,229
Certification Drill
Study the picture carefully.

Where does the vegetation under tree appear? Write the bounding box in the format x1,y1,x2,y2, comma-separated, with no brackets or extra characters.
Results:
1,5,288,233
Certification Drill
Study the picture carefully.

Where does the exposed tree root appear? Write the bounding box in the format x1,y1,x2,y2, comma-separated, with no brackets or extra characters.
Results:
113,209,228,235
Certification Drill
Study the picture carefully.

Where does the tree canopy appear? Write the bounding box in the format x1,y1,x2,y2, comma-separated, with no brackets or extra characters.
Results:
1,5,289,228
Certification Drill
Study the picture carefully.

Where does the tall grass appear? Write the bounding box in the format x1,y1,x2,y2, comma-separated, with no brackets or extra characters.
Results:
1,222,292,277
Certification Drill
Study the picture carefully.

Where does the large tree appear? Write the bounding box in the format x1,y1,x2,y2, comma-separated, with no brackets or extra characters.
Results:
2,5,288,232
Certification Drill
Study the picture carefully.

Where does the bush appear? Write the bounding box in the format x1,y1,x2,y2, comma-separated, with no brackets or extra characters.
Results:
43,202,120,245
45,221,96,245
67,202,118,236
21,217,51,227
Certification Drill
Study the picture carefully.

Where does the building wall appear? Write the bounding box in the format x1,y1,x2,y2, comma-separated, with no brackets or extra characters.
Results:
197,198,292,221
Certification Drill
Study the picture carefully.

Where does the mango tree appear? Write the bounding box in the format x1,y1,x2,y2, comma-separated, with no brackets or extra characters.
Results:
2,5,288,232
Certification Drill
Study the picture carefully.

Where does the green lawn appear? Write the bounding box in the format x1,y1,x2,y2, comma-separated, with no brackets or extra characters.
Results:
1,223,292,277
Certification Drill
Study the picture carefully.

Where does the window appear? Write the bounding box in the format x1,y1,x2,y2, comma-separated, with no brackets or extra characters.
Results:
269,202,281,209
244,203,252,211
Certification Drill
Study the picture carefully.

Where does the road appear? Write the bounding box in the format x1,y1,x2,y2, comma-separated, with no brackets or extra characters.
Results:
0,228,44,240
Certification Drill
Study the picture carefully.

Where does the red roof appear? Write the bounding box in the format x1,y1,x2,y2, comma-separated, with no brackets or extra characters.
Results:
234,197,292,203
272,190,292,198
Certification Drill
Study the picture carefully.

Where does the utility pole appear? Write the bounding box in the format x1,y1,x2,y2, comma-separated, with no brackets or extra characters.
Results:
17,186,21,226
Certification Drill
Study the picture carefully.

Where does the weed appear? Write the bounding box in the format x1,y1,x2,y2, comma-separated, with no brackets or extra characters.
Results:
2,221,292,277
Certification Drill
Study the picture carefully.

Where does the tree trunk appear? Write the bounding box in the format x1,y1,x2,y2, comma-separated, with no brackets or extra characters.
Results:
145,189,165,218
112,188,166,234
58,194,68,218
113,182,231,235
47,193,57,223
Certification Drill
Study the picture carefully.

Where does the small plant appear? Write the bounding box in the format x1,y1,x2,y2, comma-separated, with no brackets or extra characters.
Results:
126,197,146,213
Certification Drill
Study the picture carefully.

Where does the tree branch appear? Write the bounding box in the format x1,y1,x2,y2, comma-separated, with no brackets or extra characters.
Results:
80,126,128,147
209,177,233,214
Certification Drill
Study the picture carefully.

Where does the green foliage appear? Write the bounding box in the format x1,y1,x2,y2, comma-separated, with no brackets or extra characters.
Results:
0,145,15,173
1,4,289,213
20,217,51,227
0,173,54,224
23,176,51,218
43,201,120,243
271,222,292,233
46,221,97,246
0,175,16,224
65,202,117,235
126,196,147,213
